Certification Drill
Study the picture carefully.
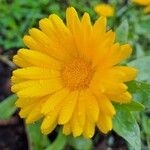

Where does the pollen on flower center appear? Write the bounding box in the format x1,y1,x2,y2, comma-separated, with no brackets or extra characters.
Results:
61,58,93,90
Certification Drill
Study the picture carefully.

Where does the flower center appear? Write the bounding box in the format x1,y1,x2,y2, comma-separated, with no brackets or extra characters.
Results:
61,58,93,91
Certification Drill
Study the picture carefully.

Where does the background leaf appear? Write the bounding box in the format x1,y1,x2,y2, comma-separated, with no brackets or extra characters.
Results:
46,129,67,150
113,100,144,112
67,136,93,150
0,94,17,119
27,122,50,150
116,19,129,44
128,56,150,82
142,115,150,136
127,81,150,109
113,110,141,150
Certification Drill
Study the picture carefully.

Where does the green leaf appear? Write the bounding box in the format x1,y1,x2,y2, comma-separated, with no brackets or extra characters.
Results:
142,115,150,135
113,100,145,112
113,110,141,150
135,43,145,58
27,122,50,150
0,94,17,119
135,21,150,34
127,81,150,108
128,56,150,82
46,129,67,150
116,19,129,44
67,136,93,150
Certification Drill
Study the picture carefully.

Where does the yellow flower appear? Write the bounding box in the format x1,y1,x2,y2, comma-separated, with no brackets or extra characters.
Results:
133,0,150,13
11,7,137,138
94,4,114,17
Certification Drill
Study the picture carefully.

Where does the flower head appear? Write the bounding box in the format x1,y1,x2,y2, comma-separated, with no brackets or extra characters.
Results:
12,7,137,138
133,0,150,13
94,4,114,17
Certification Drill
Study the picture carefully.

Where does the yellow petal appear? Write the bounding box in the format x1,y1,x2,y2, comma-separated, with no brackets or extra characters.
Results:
90,70,127,94
81,12,92,32
41,113,57,134
133,0,150,6
92,17,107,53
19,104,34,118
108,91,132,103
11,76,25,84
41,95,65,135
77,91,86,128
58,91,78,124
29,28,65,60
95,94,116,116
92,30,116,66
23,35,42,52
110,44,132,65
103,82,128,94
16,79,62,98
144,5,150,13
84,89,99,122
26,103,43,123
48,14,70,38
15,98,30,107
93,16,106,36
94,4,114,17
63,123,71,135
12,78,58,94
15,97,42,107
40,16,75,60
13,55,31,68
24,33,55,59
13,67,60,80
39,18,56,41
71,94,86,137
66,7,82,55
97,114,112,134
29,28,51,46
102,65,127,82
41,88,69,115
71,111,83,137
66,7,81,33
117,44,133,62
83,119,95,138
16,49,61,70
26,111,42,124
113,66,137,82
80,12,93,60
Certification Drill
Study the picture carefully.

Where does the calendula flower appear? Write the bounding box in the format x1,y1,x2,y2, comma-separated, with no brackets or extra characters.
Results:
94,4,114,17
133,0,150,13
11,7,137,138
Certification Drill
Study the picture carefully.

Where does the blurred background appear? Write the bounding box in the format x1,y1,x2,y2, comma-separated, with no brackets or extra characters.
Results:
0,0,150,150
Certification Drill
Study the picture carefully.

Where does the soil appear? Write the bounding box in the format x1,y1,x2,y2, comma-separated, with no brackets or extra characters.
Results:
0,114,28,150
0,49,128,150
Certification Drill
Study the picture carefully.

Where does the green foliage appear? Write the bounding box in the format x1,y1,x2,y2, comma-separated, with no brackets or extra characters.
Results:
0,94,17,119
128,56,150,82
0,0,65,50
67,136,93,150
116,20,129,44
27,125,92,150
113,100,144,112
113,110,141,150
127,81,150,109
142,115,150,136
0,0,98,50
27,122,50,150
46,129,67,150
